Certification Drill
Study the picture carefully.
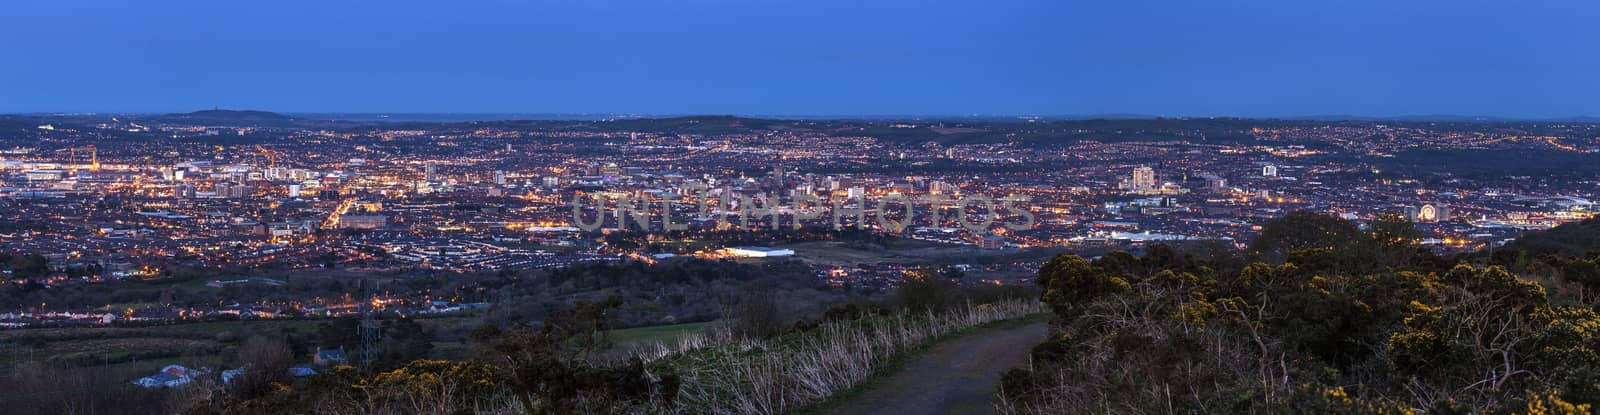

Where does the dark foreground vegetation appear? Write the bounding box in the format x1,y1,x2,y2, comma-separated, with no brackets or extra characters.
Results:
202,279,1035,415
1,260,1037,414
1002,214,1600,414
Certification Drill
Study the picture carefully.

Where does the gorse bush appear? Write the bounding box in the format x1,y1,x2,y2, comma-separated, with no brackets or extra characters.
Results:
1002,212,1600,414
218,361,502,415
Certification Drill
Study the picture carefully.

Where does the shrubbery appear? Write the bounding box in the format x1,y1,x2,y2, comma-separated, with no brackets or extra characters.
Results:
192,275,1040,414
1002,212,1600,414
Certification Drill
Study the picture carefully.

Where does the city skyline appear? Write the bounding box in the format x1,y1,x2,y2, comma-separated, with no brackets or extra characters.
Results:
6,2,1600,414
2,112,1593,410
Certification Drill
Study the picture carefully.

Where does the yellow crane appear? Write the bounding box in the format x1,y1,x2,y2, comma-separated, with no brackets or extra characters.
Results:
253,145,277,169
69,146,99,171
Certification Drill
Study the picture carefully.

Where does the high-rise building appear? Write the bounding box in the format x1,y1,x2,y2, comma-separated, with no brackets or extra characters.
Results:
228,184,253,198
493,170,506,186
1200,174,1227,193
1263,165,1279,177
1130,167,1156,191
424,162,438,182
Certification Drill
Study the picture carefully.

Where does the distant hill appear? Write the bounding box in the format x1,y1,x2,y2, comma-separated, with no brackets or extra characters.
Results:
141,109,299,127
14,111,1596,147
163,109,293,121
575,115,1274,146
1285,114,1600,123
597,115,804,135
0,117,36,140
0,116,36,130
1503,217,1600,257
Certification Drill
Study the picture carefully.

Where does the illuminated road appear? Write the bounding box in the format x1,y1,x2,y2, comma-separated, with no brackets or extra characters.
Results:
321,198,357,229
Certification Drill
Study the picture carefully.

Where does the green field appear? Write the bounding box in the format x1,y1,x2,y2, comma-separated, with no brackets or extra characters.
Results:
424,320,713,361
0,316,479,374
610,321,712,346
0,314,707,376
0,319,317,373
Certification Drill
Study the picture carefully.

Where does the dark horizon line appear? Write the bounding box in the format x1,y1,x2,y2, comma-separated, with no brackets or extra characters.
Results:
7,109,1600,123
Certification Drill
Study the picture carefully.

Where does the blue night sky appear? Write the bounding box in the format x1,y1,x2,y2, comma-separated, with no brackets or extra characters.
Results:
3,0,1597,117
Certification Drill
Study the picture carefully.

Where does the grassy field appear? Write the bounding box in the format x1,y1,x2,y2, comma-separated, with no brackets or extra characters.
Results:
413,320,714,361
0,316,709,378
0,319,315,373
611,321,711,346
773,239,1048,286
0,316,480,374
776,240,938,267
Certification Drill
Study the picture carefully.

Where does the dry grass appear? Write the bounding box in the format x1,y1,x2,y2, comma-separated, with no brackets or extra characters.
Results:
640,298,1044,414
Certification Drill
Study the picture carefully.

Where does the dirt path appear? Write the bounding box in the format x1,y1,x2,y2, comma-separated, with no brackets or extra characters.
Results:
827,321,1049,415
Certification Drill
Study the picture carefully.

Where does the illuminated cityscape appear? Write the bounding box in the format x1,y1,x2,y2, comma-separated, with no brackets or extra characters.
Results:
0,113,1594,325
5,1,1600,414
